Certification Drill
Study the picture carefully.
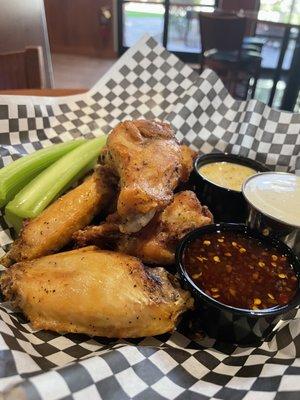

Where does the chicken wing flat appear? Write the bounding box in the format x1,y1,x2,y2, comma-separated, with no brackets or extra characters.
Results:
0,247,193,338
100,120,195,233
74,191,213,265
1,171,114,267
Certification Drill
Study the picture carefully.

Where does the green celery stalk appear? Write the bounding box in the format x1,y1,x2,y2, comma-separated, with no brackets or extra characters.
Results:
5,158,97,234
5,136,106,233
0,139,86,208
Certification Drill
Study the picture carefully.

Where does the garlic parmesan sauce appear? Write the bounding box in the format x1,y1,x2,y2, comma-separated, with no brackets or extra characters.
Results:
199,161,256,191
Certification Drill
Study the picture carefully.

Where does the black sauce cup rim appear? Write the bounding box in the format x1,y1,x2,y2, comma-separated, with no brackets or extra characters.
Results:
176,223,300,317
194,153,270,194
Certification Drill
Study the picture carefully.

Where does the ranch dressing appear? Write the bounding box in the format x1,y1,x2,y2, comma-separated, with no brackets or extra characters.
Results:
243,172,300,227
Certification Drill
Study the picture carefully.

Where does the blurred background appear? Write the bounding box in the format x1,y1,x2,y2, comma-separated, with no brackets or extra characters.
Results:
0,0,300,112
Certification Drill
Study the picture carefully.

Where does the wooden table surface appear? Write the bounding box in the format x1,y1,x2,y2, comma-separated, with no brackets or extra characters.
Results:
0,88,87,96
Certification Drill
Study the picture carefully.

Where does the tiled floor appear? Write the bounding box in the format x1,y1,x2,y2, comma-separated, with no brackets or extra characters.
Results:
51,53,116,89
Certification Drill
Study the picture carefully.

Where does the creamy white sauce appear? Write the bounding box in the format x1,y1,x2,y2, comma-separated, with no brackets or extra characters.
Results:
243,173,300,227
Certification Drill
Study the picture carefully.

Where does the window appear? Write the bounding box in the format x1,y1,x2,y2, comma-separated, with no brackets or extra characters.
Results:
123,1,165,48
119,1,218,55
118,0,300,109
259,0,300,24
168,1,215,53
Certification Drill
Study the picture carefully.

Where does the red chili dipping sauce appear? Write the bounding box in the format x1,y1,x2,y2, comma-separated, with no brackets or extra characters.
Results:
183,231,298,310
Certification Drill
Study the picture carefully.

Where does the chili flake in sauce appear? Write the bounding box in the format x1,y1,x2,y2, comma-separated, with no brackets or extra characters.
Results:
183,231,298,310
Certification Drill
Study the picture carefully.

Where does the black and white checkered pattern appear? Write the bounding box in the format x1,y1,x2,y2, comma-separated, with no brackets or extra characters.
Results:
0,35,300,399
168,70,300,175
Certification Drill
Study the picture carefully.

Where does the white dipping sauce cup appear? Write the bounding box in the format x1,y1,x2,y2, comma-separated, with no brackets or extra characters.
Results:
243,172,300,256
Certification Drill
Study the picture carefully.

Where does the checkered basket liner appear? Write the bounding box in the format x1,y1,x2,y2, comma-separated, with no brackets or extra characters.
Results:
0,35,300,400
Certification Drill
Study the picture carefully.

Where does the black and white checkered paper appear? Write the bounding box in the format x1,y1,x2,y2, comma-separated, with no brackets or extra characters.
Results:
0,35,300,400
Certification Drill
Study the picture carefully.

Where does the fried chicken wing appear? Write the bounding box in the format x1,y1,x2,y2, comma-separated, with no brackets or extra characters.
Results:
0,247,193,338
1,171,114,267
74,191,213,265
101,120,195,233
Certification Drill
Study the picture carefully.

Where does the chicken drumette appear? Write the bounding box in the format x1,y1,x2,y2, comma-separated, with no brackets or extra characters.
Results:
100,120,196,233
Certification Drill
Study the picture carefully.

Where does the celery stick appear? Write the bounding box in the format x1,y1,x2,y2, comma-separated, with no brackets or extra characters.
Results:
4,207,23,235
5,136,106,233
5,158,97,234
0,139,86,208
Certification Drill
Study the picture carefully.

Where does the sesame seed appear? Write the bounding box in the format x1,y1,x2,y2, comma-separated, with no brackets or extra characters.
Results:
271,262,277,267
192,272,202,279
278,273,287,279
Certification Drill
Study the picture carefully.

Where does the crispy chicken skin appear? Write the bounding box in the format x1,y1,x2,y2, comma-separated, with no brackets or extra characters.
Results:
100,120,195,234
74,191,213,265
0,247,193,338
1,171,114,267
180,144,196,182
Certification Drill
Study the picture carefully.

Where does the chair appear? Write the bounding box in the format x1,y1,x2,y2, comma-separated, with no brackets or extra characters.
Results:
199,12,262,99
0,47,45,90
219,0,266,51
